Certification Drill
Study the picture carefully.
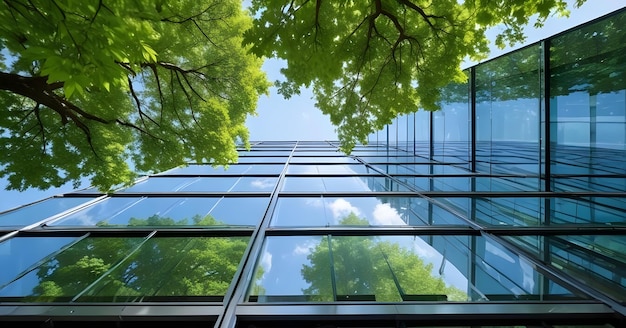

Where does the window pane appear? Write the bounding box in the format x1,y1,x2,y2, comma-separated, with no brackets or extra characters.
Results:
505,235,626,302
0,236,81,288
272,197,467,227
0,198,93,227
49,197,265,227
282,177,409,192
77,236,250,302
164,164,284,175
122,177,276,193
231,177,277,192
248,236,333,302
286,164,372,174
247,235,588,303
0,236,146,301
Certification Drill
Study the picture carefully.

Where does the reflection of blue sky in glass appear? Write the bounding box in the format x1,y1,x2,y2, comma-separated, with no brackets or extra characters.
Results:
50,196,270,227
272,197,468,227
0,236,80,289
121,177,277,193
0,197,93,227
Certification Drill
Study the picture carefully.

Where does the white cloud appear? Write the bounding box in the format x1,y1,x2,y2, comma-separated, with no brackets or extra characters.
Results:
292,239,318,256
485,240,515,264
372,203,405,225
260,250,273,277
328,198,361,219
250,178,275,190
305,198,323,207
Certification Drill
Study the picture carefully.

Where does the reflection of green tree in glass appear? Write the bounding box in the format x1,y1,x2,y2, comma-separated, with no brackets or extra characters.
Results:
96,213,227,227
128,213,225,227
301,214,466,302
29,216,248,301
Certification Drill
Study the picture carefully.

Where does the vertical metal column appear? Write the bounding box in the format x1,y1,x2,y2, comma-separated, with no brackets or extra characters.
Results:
470,67,477,172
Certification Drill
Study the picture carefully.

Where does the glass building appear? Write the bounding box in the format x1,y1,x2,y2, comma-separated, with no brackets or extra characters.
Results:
1,8,625,328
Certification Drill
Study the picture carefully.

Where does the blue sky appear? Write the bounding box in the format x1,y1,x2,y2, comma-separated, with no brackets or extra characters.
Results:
1,1,625,212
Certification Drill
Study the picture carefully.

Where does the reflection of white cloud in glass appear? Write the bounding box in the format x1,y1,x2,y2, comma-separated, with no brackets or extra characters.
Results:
305,198,323,207
292,239,318,256
408,237,468,292
520,258,535,292
250,179,274,190
260,250,273,278
328,198,361,219
485,240,515,264
372,203,404,225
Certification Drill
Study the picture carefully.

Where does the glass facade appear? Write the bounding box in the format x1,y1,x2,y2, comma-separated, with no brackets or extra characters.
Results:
1,8,626,328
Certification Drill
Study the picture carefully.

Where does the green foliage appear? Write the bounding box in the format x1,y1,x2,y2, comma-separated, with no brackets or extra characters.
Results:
301,215,467,301
245,0,576,151
28,234,249,301
0,0,269,191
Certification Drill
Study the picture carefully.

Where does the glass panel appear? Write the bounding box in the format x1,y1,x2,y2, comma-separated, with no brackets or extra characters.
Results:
235,157,288,164
373,164,469,175
0,197,92,227
49,197,267,227
122,177,277,193
289,157,359,164
77,236,249,302
164,164,284,175
239,151,292,156
272,197,467,227
248,236,333,302
0,236,81,288
505,235,626,302
248,235,584,303
230,177,277,192
282,177,409,192
0,236,146,301
208,197,269,226
286,164,372,174
550,10,626,191
434,79,470,165
475,45,541,175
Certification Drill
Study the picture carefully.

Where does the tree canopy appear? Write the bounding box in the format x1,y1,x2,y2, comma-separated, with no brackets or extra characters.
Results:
0,0,269,191
244,0,580,150
0,0,590,191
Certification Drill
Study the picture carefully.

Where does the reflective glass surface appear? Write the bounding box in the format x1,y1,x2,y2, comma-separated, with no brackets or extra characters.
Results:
48,196,269,227
272,197,466,227
373,164,469,175
0,236,249,302
282,177,410,192
289,157,359,164
0,236,81,288
121,177,277,193
248,235,585,302
286,164,373,174
164,164,284,175
433,80,470,164
505,235,626,302
0,236,146,301
77,236,249,302
0,197,92,227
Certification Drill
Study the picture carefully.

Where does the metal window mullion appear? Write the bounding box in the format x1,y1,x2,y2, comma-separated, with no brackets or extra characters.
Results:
216,143,296,328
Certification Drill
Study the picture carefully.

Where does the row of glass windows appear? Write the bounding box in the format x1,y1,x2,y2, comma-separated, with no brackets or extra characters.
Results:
247,235,588,303
1,233,622,304
4,194,624,230
0,234,248,302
